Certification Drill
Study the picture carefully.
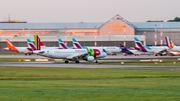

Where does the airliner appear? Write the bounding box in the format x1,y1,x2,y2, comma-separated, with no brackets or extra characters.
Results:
32,35,107,63
3,39,35,55
120,44,153,56
134,37,167,56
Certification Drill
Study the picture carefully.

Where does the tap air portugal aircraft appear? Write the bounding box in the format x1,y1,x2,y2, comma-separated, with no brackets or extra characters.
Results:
32,35,107,63
72,38,120,55
3,39,35,55
134,37,167,56
120,44,153,56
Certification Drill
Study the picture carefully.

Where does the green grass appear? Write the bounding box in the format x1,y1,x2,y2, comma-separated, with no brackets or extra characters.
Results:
98,61,180,66
0,67,180,101
0,52,25,55
0,58,55,62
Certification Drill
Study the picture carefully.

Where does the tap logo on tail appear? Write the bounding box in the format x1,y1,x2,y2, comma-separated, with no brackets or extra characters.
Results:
34,35,45,50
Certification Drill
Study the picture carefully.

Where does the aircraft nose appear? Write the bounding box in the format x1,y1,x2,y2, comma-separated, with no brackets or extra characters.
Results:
3,47,9,50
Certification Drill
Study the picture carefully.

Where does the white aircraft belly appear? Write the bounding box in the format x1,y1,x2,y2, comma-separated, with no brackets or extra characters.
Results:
16,47,28,53
103,47,120,53
88,47,120,53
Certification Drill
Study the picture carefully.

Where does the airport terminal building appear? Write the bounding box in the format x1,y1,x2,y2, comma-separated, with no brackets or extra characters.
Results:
0,15,180,51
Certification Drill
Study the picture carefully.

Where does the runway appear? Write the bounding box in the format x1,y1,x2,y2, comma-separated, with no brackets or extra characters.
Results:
0,62,180,70
0,54,179,60
0,54,180,70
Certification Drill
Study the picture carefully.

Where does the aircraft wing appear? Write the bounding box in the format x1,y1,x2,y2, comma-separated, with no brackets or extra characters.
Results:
32,50,45,54
153,49,167,54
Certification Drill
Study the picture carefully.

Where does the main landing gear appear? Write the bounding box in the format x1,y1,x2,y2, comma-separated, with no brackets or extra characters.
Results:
64,59,80,63
95,58,98,63
65,59,69,63
75,60,79,63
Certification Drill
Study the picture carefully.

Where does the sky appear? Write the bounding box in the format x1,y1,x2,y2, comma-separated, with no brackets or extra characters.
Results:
0,0,180,23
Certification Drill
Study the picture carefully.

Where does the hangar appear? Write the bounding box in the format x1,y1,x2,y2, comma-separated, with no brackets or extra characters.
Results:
0,15,180,51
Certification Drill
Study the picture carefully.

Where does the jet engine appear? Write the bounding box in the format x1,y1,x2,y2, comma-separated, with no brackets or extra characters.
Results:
102,49,112,55
84,56,94,61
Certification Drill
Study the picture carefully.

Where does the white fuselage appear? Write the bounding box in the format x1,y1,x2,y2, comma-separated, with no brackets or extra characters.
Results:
35,49,107,59
88,47,121,53
167,46,180,52
129,50,153,55
4,47,29,53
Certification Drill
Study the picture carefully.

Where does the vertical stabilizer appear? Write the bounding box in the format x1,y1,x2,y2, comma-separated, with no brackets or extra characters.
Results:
134,37,148,52
5,39,19,52
165,36,176,48
119,44,133,54
27,39,36,50
34,35,46,50
58,38,69,49
72,38,83,49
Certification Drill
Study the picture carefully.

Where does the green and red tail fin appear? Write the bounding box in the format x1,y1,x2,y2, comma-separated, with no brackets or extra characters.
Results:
34,35,46,50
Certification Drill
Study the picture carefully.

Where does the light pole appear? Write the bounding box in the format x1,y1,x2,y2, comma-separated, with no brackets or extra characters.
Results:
95,35,97,47
143,31,146,46
154,24,157,46
65,26,67,45
123,26,126,47
160,20,163,46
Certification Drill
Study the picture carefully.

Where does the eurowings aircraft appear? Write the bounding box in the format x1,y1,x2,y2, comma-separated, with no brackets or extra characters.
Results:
58,38,112,54
58,38,72,49
32,35,107,63
134,37,167,56
3,39,35,55
72,38,120,55
120,44,153,56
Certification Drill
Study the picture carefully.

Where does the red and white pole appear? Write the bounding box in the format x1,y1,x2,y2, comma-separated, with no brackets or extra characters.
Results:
65,27,67,45
95,35,97,47
154,24,157,46
65,34,67,45
124,27,126,47
160,21,163,46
